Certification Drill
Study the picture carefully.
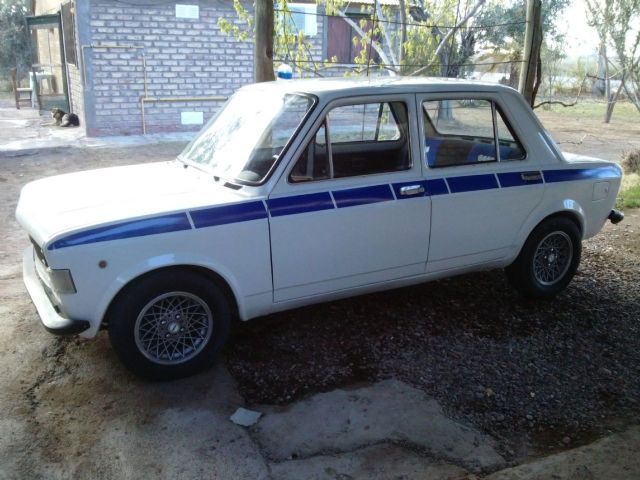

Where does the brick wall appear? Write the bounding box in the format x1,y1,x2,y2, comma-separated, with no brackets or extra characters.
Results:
85,0,254,136
67,64,84,123
82,0,398,136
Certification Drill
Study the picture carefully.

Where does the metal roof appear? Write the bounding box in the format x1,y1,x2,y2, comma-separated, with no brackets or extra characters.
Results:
240,76,518,98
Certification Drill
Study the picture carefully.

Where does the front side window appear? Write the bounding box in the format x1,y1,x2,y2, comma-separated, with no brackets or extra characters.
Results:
290,101,411,183
179,90,314,184
423,99,525,168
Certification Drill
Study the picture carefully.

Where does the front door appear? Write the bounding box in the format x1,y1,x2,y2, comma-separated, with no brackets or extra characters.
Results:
27,13,70,112
268,95,431,302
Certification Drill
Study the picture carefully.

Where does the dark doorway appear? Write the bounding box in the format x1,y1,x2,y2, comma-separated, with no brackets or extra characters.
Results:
26,13,70,112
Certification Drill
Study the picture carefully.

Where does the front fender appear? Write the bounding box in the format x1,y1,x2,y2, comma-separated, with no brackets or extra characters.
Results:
91,253,246,338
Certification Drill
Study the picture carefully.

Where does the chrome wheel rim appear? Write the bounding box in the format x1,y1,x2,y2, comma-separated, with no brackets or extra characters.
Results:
533,231,573,286
134,291,213,365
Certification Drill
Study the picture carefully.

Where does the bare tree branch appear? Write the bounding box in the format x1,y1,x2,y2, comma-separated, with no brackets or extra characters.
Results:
533,75,587,109
409,0,486,76
371,2,398,66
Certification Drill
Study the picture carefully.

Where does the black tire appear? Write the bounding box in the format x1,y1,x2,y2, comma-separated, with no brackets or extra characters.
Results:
506,216,581,299
107,269,230,380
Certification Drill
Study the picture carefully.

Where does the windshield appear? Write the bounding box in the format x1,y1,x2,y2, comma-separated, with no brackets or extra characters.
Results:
179,90,314,184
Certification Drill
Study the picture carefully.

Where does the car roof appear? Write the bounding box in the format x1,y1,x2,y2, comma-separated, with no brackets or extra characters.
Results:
238,76,519,99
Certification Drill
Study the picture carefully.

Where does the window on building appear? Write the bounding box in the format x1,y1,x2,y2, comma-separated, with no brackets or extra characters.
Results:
422,99,526,167
290,101,410,182
287,3,318,37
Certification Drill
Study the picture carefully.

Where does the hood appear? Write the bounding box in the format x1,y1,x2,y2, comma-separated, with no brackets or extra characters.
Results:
16,161,254,247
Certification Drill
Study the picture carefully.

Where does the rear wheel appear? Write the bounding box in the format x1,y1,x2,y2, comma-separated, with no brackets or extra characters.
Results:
506,217,581,299
108,270,230,380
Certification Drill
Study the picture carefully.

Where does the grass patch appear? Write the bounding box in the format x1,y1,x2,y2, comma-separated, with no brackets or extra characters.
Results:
617,173,640,209
540,100,639,121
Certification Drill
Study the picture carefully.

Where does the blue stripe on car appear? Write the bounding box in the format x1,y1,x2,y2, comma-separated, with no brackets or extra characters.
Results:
446,173,499,193
47,166,619,248
426,178,449,196
190,201,267,228
332,184,394,208
268,192,334,217
543,166,621,183
48,213,192,250
498,171,543,188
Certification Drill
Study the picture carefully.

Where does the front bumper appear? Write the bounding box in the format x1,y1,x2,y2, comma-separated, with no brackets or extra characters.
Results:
22,247,90,335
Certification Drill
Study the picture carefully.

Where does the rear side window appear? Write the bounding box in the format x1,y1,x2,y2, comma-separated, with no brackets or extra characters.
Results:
290,101,411,183
423,99,525,168
495,107,526,161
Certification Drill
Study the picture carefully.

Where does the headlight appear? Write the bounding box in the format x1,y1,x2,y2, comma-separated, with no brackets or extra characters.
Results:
48,269,77,294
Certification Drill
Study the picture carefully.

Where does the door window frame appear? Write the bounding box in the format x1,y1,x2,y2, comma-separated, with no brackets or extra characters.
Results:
417,92,530,171
279,93,422,189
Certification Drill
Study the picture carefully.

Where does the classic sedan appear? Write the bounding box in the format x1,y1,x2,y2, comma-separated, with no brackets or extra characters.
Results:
16,78,624,379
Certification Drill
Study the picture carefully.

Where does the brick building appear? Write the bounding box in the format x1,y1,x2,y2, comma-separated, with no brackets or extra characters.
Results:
31,0,397,137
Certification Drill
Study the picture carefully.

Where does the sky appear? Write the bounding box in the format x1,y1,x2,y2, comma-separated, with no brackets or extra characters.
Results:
556,1,599,58
557,0,640,59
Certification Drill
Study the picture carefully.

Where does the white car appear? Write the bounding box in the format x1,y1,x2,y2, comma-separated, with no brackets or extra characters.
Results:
16,78,624,379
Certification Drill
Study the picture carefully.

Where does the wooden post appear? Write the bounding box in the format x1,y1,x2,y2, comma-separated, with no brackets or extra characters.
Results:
254,0,275,83
518,0,542,106
398,0,407,73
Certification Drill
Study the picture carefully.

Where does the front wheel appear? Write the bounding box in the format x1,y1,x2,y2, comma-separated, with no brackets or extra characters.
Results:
506,217,581,299
108,270,230,380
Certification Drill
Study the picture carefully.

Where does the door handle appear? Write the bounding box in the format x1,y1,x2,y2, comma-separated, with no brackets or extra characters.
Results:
521,171,542,182
399,185,425,196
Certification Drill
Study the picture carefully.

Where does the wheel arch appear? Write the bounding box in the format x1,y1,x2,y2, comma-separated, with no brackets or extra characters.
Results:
509,204,585,266
538,210,584,237
102,264,240,330
506,209,583,298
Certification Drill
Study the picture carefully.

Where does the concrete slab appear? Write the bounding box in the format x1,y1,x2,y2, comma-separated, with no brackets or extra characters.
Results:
486,426,640,480
0,106,193,157
253,379,505,472
270,443,470,480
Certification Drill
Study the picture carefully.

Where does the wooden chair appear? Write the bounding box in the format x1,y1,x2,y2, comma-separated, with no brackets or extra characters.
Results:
10,68,33,109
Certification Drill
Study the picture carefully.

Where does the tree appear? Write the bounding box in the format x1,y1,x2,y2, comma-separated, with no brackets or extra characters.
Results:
0,0,31,83
404,0,486,78
586,0,640,121
475,0,569,103
255,0,275,82
220,0,488,79
518,0,541,105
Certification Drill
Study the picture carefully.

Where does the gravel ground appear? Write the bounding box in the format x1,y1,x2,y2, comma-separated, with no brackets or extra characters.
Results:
2,140,638,466
227,212,640,460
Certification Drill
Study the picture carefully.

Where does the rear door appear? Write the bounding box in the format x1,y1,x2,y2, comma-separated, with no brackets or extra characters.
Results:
268,95,431,302
417,93,545,272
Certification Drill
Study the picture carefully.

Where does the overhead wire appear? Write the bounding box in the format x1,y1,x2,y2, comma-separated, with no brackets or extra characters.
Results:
277,4,528,75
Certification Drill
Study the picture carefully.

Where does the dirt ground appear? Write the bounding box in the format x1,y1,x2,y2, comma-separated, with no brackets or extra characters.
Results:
0,107,639,478
535,101,640,162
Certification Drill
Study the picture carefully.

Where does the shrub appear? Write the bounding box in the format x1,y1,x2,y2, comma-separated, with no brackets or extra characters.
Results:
621,149,640,174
